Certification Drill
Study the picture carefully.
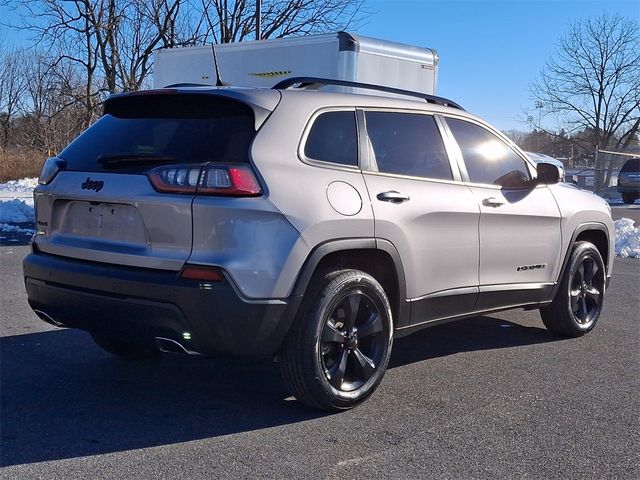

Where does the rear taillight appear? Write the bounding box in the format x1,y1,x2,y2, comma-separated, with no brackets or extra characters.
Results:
146,163,262,196
38,158,66,185
199,165,261,196
147,164,201,193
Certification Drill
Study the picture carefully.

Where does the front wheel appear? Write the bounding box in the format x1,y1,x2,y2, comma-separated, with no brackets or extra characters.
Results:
280,269,393,411
621,192,637,204
540,241,606,337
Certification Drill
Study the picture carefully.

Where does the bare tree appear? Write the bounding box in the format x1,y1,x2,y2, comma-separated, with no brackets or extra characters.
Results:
2,0,369,167
18,53,88,153
198,0,368,43
0,46,27,148
529,13,640,190
16,0,188,105
9,0,369,124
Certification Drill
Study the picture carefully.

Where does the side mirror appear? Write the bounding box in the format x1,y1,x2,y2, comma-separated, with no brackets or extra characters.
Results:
536,162,561,185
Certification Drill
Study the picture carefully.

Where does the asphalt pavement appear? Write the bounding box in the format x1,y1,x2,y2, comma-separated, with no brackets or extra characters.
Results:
1,243,639,479
610,204,640,223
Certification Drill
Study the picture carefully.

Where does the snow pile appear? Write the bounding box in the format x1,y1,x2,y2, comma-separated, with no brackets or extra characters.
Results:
615,218,640,258
0,177,36,233
0,177,38,195
1,223,35,234
0,199,35,223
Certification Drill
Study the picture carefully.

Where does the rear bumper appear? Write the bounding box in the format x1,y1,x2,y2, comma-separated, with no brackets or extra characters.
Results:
23,251,302,356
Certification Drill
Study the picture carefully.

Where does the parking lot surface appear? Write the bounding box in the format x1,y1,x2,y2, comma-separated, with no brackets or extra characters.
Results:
1,245,638,479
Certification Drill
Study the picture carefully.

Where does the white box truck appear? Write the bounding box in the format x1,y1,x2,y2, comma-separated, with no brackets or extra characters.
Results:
153,32,439,96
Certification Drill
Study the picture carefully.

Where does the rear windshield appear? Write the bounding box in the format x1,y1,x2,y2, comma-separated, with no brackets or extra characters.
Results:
621,158,639,173
59,94,256,172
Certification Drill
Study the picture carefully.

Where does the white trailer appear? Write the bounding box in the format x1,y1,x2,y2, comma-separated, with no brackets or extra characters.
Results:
153,32,439,96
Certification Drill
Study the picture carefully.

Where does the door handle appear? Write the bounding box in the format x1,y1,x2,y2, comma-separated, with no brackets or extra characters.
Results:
377,191,410,203
482,197,505,207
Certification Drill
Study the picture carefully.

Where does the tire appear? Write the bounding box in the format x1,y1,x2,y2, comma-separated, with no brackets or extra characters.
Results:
540,241,606,337
91,333,160,360
621,193,637,204
280,269,393,411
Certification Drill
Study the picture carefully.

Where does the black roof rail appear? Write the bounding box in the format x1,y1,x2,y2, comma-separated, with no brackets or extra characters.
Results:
272,76,464,111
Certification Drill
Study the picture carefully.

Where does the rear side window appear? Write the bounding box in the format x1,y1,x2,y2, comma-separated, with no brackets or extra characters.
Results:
304,111,358,167
621,158,639,173
365,112,452,180
447,118,531,187
59,95,256,173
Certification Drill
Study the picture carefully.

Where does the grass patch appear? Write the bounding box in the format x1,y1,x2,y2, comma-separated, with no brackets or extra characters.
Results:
0,149,46,182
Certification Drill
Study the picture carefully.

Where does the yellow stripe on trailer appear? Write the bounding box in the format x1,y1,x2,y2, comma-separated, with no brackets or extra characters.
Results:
248,71,292,78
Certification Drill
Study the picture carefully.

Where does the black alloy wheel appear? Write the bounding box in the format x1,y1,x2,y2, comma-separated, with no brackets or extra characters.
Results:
621,192,637,204
320,291,386,392
280,269,393,411
568,254,604,326
540,241,606,337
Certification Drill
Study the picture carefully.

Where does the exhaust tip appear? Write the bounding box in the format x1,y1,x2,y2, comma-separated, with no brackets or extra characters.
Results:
154,337,201,356
34,309,66,328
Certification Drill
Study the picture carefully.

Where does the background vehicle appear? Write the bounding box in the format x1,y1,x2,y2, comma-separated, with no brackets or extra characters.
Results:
617,157,640,204
23,40,614,411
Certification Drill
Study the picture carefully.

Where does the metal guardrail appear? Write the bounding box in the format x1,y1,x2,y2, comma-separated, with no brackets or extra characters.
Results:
598,150,639,158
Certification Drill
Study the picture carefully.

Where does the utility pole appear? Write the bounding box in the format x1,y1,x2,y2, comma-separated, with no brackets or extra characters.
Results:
571,145,574,167
527,115,534,152
594,145,600,192
256,0,262,40
534,101,544,152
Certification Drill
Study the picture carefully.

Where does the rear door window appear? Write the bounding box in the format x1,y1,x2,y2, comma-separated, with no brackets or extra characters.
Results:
303,111,358,167
59,94,256,173
365,111,452,180
446,118,531,187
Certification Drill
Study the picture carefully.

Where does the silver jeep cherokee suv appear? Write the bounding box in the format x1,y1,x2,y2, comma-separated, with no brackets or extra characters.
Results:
24,78,614,411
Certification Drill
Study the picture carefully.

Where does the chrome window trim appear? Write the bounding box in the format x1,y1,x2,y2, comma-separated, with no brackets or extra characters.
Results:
440,114,537,186
359,108,458,182
361,169,470,187
462,181,549,191
297,106,361,171
355,109,373,172
435,114,467,183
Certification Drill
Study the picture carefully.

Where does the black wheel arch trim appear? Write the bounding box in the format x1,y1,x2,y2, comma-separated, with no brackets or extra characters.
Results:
551,222,611,298
291,238,409,327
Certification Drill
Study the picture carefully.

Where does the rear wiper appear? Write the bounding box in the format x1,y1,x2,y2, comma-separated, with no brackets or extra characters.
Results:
97,154,176,169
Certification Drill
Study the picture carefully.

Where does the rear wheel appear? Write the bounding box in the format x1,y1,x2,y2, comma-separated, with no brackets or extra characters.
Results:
540,241,606,337
621,193,637,204
280,269,393,411
91,333,159,359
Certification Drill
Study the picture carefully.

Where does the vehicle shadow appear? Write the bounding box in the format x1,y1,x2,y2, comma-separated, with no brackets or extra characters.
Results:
0,315,558,467
389,315,558,368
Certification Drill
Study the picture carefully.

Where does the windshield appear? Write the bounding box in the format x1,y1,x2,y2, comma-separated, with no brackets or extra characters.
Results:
621,158,639,173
